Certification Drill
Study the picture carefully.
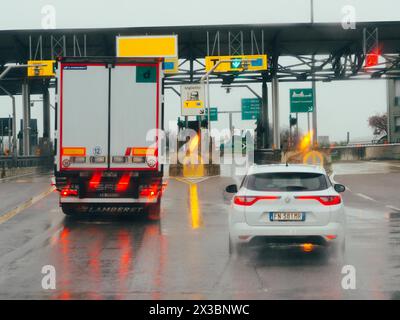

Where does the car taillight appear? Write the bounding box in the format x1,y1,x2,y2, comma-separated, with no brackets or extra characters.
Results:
295,195,341,206
61,188,78,197
233,196,280,206
116,174,130,192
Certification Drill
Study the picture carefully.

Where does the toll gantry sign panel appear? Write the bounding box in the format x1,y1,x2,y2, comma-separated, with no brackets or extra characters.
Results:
290,89,314,113
27,60,55,77
116,35,178,58
205,55,268,73
181,84,205,116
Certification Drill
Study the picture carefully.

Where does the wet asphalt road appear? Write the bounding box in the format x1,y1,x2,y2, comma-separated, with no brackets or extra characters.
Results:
0,161,399,299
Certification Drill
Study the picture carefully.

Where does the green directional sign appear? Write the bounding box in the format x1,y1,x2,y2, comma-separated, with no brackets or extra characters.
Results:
241,98,261,120
197,107,218,122
290,88,314,113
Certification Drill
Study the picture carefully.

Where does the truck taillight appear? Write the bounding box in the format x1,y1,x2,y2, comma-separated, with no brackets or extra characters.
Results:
132,156,145,163
112,156,127,163
61,188,78,197
71,156,86,163
139,184,159,198
90,156,106,163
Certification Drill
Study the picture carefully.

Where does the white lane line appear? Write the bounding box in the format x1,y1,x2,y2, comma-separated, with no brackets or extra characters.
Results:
0,186,55,225
386,205,400,212
356,193,377,202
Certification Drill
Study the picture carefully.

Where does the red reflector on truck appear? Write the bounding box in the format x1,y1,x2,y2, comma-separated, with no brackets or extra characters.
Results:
89,172,102,190
116,174,131,192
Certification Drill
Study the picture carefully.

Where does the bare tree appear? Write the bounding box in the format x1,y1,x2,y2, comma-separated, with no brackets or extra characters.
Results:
368,113,387,135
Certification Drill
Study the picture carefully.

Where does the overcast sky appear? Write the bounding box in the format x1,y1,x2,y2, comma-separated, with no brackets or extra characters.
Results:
0,0,399,145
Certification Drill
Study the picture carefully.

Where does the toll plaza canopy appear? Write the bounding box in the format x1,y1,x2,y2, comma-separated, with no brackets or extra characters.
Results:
1,21,400,95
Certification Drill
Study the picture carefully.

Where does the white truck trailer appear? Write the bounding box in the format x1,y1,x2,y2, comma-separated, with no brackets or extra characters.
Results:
54,57,164,218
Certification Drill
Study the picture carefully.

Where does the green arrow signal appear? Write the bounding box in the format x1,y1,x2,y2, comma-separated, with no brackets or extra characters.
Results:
231,59,242,69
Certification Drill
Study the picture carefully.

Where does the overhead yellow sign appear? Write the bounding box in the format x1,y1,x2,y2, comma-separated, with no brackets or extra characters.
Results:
205,54,268,73
116,35,178,58
27,60,55,77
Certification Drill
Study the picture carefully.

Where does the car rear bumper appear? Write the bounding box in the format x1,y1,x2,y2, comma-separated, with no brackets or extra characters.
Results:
229,222,344,244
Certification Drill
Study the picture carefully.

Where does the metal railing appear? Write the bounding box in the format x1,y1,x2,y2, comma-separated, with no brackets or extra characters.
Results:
0,155,53,170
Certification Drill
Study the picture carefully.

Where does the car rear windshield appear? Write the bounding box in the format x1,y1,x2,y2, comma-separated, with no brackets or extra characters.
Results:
244,172,329,192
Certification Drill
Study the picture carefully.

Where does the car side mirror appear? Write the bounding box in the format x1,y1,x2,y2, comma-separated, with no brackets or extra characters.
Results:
334,184,346,193
225,184,238,194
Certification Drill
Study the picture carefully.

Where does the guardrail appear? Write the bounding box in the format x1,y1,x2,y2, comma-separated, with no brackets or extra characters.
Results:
0,156,53,170
320,143,400,161
327,143,400,149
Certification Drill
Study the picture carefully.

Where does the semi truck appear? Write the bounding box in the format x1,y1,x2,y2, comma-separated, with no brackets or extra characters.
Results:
54,57,164,218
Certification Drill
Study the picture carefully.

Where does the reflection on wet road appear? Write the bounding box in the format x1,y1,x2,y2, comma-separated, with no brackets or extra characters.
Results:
0,162,399,299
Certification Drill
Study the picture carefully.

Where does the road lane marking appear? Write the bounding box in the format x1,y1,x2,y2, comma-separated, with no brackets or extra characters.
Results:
172,177,204,229
173,176,210,185
0,186,55,225
356,193,377,202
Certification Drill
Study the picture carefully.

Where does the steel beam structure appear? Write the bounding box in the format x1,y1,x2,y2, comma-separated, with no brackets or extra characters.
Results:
22,79,30,156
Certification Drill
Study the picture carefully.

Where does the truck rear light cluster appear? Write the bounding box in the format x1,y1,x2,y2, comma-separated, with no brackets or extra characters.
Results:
90,156,106,163
61,188,78,197
112,156,127,163
233,195,280,206
139,184,160,198
295,195,341,206
71,156,86,163
132,156,146,163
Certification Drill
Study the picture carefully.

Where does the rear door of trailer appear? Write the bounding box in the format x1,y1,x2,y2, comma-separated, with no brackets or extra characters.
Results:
109,63,161,171
59,63,109,171
59,62,161,172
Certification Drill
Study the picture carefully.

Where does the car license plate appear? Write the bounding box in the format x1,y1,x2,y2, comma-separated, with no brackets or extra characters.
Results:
269,212,305,221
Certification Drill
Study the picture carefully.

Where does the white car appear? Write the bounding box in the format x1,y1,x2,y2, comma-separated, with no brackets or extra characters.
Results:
226,164,346,257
